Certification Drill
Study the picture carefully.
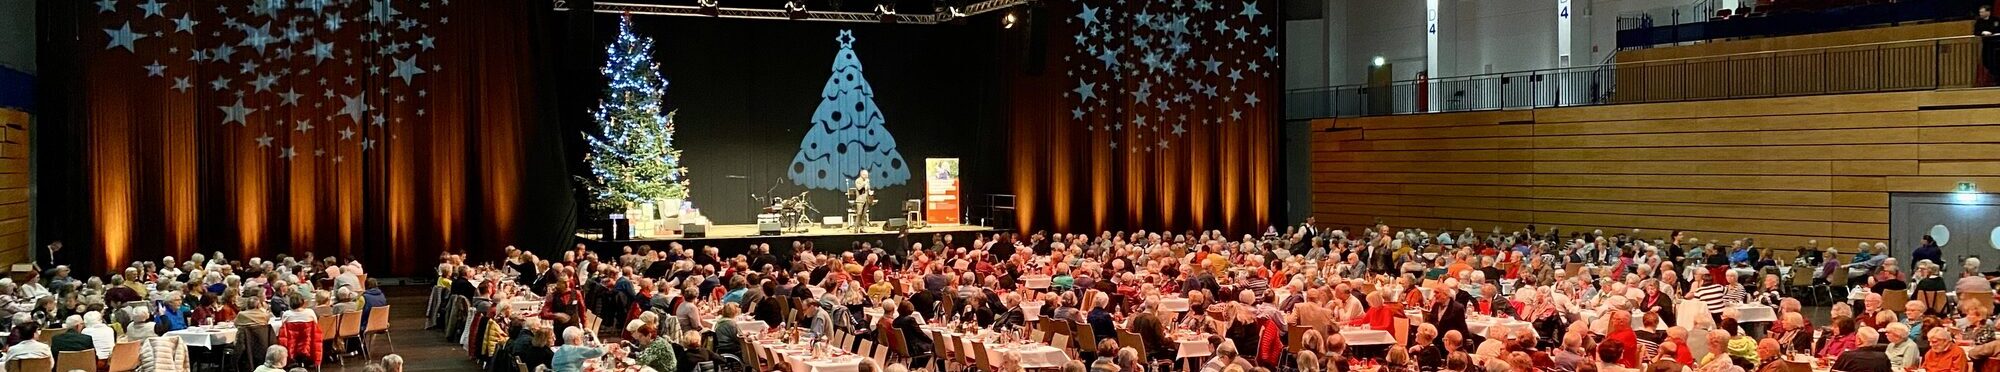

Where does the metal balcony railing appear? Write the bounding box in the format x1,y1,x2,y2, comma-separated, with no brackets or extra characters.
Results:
1285,36,1981,120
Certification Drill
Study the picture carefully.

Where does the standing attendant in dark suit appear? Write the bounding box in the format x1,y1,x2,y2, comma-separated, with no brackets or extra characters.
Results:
1981,6,2000,85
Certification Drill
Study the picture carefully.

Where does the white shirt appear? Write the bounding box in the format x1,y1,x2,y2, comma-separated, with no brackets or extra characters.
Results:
281,308,318,323
83,324,116,359
3,340,50,370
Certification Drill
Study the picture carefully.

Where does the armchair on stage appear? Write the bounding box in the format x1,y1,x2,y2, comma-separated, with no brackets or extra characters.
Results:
623,198,710,238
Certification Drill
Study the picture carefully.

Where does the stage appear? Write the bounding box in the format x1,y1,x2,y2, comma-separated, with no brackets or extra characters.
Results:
577,222,1000,259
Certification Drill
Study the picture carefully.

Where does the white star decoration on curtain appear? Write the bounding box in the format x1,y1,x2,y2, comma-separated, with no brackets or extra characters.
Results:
98,0,447,161
1065,0,1274,152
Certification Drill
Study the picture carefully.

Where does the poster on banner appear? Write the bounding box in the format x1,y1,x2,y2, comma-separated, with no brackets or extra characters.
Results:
925,158,960,224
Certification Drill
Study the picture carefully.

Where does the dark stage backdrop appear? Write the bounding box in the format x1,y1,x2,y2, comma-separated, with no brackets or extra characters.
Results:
1003,0,1283,234
580,15,1011,226
36,0,577,276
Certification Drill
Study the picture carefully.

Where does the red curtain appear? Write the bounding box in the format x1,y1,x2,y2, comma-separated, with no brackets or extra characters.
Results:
1005,0,1279,234
64,0,546,275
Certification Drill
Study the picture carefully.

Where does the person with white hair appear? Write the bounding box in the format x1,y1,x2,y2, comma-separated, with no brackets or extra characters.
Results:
254,345,289,372
1961,257,1994,295
49,315,92,354
1883,322,1919,370
81,311,115,358
380,354,404,372
549,327,605,372
1831,327,1891,372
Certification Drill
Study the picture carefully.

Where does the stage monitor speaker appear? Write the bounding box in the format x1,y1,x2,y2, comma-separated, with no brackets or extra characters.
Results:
758,222,781,236
823,216,844,229
885,218,908,231
683,223,707,238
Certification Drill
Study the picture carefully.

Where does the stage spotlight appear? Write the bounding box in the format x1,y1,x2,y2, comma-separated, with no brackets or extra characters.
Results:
1002,12,1018,28
697,0,720,16
785,0,809,19
934,0,966,23
874,0,897,23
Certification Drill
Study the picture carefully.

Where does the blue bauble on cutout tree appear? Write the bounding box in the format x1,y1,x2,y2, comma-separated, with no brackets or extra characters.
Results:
788,30,910,190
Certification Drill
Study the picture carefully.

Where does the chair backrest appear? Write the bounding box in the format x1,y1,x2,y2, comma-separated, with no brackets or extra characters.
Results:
108,340,142,372
1072,321,1097,351
1116,329,1146,358
1030,329,1048,344
317,314,339,341
1392,316,1413,347
741,340,762,371
338,311,365,337
1051,333,1072,355
858,338,876,356
517,359,532,372
1916,290,1948,315
929,329,951,360
1881,291,1909,315
971,339,995,371
34,328,58,345
1287,324,1310,353
1829,267,1848,286
1790,267,1814,286
366,305,392,333
870,338,890,365
11,357,51,372
55,350,94,372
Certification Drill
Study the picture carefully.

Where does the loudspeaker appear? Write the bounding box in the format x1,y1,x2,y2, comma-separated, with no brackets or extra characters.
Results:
758,222,781,236
885,218,908,231
823,216,845,229
682,223,706,238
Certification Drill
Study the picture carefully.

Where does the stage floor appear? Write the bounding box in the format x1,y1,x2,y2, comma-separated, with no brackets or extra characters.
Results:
578,222,999,254
592,221,1000,241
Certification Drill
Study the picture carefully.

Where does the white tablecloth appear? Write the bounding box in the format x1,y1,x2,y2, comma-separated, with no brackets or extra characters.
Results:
1341,329,1394,346
1159,298,1190,312
1021,275,1052,290
1735,304,1777,323
1022,301,1044,322
1466,317,1533,338
166,327,236,348
990,344,1070,369
1176,337,1215,359
758,340,869,372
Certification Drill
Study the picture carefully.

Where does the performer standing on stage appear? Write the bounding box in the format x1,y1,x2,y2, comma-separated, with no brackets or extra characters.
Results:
851,169,874,232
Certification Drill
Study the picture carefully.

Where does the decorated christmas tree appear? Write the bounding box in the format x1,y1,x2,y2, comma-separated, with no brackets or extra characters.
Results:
788,30,910,190
582,16,689,212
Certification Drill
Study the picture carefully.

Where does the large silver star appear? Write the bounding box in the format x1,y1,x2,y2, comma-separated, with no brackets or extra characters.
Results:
338,127,356,140
171,77,192,92
143,60,166,77
294,120,314,132
220,98,256,126
208,76,232,91
391,56,426,85
173,13,199,34
279,88,303,107
238,21,277,55
96,0,117,13
255,134,275,148
338,93,370,123
137,0,166,18
103,22,146,52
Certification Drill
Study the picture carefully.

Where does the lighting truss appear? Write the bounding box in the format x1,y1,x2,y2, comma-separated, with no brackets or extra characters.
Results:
553,0,1034,24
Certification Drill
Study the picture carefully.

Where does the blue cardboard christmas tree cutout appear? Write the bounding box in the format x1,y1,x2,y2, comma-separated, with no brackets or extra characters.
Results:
788,30,910,190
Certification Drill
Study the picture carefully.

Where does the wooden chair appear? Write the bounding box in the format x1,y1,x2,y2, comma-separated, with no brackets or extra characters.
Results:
859,338,877,356
1029,329,1048,344
1915,290,1948,316
338,311,366,359
54,350,94,372
970,340,995,372
1117,330,1148,364
870,338,891,368
1287,324,1310,353
317,313,342,366
108,340,141,372
742,340,763,372
1882,291,1910,315
1051,333,1074,358
6,358,51,372
1073,321,1099,354
1788,263,1815,297
364,305,394,354
1392,316,1413,347
929,329,956,372
33,328,57,345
